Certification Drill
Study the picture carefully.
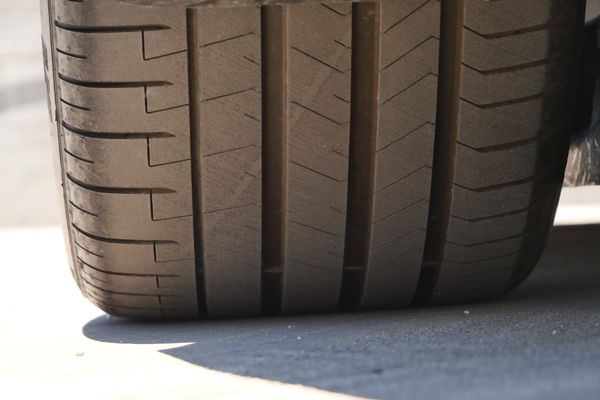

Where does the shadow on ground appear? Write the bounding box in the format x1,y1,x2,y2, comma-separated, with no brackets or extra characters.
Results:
83,226,600,400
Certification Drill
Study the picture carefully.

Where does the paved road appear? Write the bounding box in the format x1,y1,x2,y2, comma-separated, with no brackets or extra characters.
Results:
83,225,600,400
1,225,599,399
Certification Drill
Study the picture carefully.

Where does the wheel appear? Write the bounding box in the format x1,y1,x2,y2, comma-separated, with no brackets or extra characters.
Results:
40,0,586,319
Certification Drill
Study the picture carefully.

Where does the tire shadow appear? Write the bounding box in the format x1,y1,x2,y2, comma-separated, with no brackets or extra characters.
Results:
82,225,600,400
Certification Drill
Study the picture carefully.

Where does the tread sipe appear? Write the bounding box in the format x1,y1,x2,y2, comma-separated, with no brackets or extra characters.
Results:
41,0,585,319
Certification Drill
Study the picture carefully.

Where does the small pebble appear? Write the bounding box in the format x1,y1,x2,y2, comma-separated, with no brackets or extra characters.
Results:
552,330,557,335
464,310,470,315
297,336,302,340
75,352,85,357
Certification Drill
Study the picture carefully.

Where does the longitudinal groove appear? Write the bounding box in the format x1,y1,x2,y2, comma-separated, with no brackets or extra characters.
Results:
414,0,464,305
186,7,207,317
340,1,380,309
261,5,288,315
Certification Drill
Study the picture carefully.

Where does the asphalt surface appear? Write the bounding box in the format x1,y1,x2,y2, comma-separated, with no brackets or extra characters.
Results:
2,225,599,399
2,1,600,399
84,225,600,400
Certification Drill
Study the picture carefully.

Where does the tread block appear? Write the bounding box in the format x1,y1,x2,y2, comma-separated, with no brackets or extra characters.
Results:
54,0,197,318
59,80,191,165
454,142,538,189
64,133,192,219
55,0,187,59
459,97,547,148
463,28,556,72
450,183,533,220
464,0,570,35
377,76,438,150
461,63,561,106
446,212,530,247
380,0,440,67
56,27,188,112
196,6,262,317
73,229,194,275
432,0,582,304
68,185,194,254
282,3,353,313
445,237,524,265
361,0,440,309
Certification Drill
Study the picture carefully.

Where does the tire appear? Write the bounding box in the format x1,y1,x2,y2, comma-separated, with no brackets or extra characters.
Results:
41,0,585,319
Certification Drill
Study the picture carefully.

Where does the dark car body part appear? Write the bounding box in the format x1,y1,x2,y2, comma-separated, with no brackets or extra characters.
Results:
567,19,600,186
587,0,600,25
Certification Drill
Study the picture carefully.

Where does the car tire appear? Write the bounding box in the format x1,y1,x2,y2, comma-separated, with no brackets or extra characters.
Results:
41,0,586,318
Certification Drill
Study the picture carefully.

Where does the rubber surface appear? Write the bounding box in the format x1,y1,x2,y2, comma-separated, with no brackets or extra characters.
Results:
41,0,585,318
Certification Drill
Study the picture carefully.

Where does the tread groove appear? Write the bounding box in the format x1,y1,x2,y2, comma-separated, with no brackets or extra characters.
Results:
80,277,179,298
446,230,533,248
459,85,565,109
261,5,288,315
58,73,171,88
415,0,464,305
461,57,563,76
78,257,179,279
463,21,568,40
62,121,174,139
74,241,104,258
69,199,98,217
66,173,175,194
383,0,430,34
56,47,86,59
60,98,89,111
186,7,207,317
55,21,169,33
72,223,176,245
64,148,94,164
340,1,380,309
